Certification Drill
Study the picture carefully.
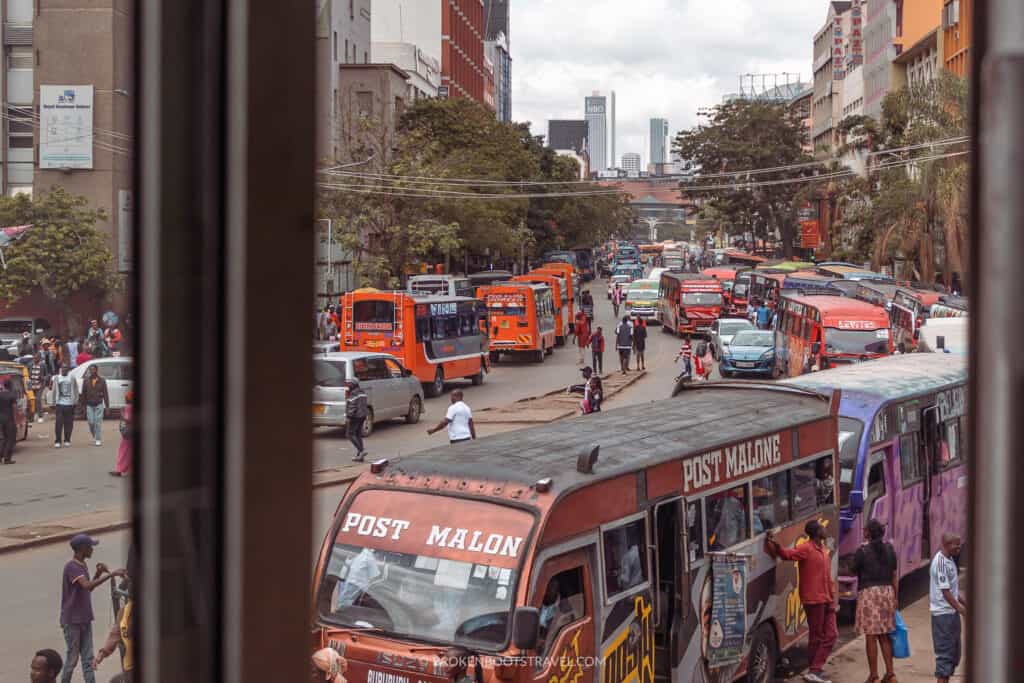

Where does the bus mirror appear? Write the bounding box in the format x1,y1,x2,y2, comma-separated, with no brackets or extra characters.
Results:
811,342,821,356
512,607,540,651
402,368,412,377
936,335,946,350
850,490,865,512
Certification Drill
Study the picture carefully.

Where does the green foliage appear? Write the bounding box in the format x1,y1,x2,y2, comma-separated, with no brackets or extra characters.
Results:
319,98,630,286
674,99,813,256
0,187,116,307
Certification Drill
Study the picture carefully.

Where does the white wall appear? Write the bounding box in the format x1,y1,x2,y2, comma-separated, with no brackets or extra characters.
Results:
372,0,442,64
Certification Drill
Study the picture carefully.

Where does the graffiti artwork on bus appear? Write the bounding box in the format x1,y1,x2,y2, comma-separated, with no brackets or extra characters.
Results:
602,595,654,683
550,629,584,683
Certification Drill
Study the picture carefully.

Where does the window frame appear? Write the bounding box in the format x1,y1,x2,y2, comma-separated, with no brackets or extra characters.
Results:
704,483,752,552
899,431,926,488
598,512,651,605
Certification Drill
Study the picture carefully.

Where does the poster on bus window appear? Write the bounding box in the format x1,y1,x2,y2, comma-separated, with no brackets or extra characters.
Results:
707,554,748,669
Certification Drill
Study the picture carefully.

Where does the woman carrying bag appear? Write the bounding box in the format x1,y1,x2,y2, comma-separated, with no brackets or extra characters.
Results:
851,518,900,683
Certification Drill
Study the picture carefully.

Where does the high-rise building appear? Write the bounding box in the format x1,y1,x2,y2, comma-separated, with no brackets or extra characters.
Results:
317,0,372,162
585,94,608,173
621,153,641,175
942,0,972,77
373,1,486,104
811,2,852,156
547,120,589,153
610,91,616,173
486,33,512,122
484,0,509,42
649,118,669,165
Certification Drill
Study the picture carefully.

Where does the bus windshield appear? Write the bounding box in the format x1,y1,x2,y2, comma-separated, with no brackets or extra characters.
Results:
410,280,449,295
319,490,533,651
733,282,749,298
824,328,890,355
353,301,395,331
682,292,723,306
837,416,865,508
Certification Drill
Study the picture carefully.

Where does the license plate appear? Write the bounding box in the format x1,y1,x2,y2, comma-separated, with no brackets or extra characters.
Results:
313,404,326,415
735,361,755,368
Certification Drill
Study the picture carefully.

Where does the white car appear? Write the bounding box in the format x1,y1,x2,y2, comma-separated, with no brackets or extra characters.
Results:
70,356,134,415
607,274,631,299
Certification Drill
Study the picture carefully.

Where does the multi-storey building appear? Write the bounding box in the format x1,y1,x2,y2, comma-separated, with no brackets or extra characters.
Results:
484,0,511,121
371,42,441,100
620,152,641,176
585,94,608,173
649,118,668,166
547,120,588,153
317,0,372,163
941,0,971,77
811,2,852,156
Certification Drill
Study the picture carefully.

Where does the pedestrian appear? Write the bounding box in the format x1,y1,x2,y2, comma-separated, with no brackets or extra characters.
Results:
30,352,47,423
575,312,591,365
85,321,105,357
18,330,34,357
344,380,369,462
51,366,79,448
699,341,714,381
427,389,476,444
765,520,837,683
590,326,605,375
585,375,603,413
614,316,632,374
612,283,623,317
75,340,93,368
632,318,647,370
80,365,110,447
930,533,965,683
757,302,772,330
30,649,63,683
104,325,123,356
66,337,79,370
674,335,693,376
92,572,133,681
0,380,17,464
581,289,595,323
852,518,899,683
111,391,133,477
60,534,124,683
41,340,59,376
567,366,593,399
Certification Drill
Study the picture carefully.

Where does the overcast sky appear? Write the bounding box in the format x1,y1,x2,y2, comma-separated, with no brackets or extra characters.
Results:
509,0,825,168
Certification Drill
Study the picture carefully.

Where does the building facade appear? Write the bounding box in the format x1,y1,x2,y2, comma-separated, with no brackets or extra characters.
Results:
585,94,608,174
942,0,971,77
547,120,588,153
371,42,441,100
863,0,897,120
317,0,372,163
649,118,668,166
485,32,511,121
620,152,641,176
893,28,941,89
811,2,852,156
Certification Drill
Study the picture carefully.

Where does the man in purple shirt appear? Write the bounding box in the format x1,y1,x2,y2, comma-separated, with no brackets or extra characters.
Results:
60,534,122,683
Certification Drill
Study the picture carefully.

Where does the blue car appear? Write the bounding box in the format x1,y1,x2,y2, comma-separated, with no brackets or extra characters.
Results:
719,330,775,378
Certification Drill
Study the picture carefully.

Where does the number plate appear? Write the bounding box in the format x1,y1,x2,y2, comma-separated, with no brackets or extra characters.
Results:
313,404,326,416
734,361,755,368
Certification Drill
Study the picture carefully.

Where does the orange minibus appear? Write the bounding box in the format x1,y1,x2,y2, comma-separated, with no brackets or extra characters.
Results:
512,273,569,345
477,283,556,363
531,267,576,329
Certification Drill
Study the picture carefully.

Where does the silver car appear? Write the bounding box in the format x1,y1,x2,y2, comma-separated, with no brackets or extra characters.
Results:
709,318,755,359
312,351,424,436
71,357,133,416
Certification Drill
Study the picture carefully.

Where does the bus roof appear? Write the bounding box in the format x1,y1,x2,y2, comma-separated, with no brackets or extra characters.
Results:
408,274,467,282
782,353,965,404
480,282,549,295
781,294,890,326
757,260,815,272
702,267,739,279
661,272,720,283
381,384,833,498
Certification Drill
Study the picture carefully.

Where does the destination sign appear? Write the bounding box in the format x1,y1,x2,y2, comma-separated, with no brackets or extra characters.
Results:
682,433,786,494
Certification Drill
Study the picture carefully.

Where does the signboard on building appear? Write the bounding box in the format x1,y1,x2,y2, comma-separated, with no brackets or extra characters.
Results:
39,85,94,169
437,85,449,98
801,220,821,249
117,190,132,272
832,17,846,81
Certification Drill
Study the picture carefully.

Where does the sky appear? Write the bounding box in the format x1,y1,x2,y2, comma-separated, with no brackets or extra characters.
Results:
509,0,826,169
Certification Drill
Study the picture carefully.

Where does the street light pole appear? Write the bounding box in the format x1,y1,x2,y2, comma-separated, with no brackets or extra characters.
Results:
317,218,333,297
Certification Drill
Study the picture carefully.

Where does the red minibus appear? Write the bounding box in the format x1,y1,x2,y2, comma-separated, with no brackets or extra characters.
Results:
890,287,944,351
658,273,724,336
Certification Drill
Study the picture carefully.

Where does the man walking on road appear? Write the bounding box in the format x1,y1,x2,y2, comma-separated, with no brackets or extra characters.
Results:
632,318,647,370
30,648,63,682
612,283,624,317
615,316,633,374
80,366,109,447
60,534,123,683
29,352,48,423
765,520,837,683
51,366,78,448
345,379,369,462
427,389,475,444
575,311,591,365
0,380,17,464
590,326,605,374
930,533,966,683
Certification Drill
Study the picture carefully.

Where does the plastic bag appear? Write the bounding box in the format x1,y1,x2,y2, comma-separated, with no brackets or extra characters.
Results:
891,610,910,659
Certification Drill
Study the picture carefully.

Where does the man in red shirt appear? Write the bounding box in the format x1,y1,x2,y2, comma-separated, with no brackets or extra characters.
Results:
765,520,837,683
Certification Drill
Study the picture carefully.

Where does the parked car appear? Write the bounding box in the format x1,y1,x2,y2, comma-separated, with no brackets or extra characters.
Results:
312,352,424,436
0,367,29,441
70,357,134,416
719,330,775,378
708,317,755,359
0,317,52,358
0,361,34,425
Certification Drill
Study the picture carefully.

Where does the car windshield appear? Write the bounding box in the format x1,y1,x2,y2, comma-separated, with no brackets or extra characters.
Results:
838,417,865,508
0,321,32,334
733,283,749,298
313,359,347,387
318,491,533,650
824,328,891,355
681,292,723,306
719,320,753,337
627,289,658,301
730,331,773,347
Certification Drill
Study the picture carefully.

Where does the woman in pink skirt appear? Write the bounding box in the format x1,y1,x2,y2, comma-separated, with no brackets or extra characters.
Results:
110,391,133,477
852,518,899,683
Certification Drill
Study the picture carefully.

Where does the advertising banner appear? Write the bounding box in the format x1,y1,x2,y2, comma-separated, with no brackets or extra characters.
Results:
707,555,748,669
40,85,94,169
801,220,821,249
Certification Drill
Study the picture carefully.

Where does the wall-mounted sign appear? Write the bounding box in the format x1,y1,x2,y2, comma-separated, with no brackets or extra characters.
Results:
39,85,94,169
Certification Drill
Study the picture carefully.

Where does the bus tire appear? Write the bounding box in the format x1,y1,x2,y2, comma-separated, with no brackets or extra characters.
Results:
555,335,565,347
545,344,554,356
361,409,374,438
471,368,485,385
425,368,445,398
405,396,423,424
746,624,777,683
533,348,545,363
489,350,500,363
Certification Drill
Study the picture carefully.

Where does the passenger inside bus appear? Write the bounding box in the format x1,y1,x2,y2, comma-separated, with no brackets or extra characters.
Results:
603,520,647,596
708,486,749,550
537,571,584,654
686,502,704,563
332,547,382,609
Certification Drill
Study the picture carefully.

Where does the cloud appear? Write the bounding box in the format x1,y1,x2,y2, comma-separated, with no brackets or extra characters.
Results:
510,0,824,167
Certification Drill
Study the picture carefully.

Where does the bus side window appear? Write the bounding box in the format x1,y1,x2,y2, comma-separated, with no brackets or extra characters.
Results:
899,433,925,487
790,460,819,519
865,456,886,517
602,518,648,599
415,315,430,342
753,471,790,533
706,485,749,551
535,565,586,659
938,420,960,468
686,501,704,564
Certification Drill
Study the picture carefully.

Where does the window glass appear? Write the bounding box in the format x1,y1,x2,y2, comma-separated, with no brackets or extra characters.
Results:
95,362,119,379
537,566,586,657
706,485,749,551
602,519,648,598
352,358,371,381
685,500,704,564
900,433,925,486
116,363,134,380
313,360,347,387
790,460,819,519
753,471,790,533
415,315,430,342
383,358,404,378
353,300,395,327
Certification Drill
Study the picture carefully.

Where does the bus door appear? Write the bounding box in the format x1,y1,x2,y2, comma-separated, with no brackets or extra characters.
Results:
862,447,894,546
528,547,597,683
920,406,940,561
652,498,688,678
598,514,655,683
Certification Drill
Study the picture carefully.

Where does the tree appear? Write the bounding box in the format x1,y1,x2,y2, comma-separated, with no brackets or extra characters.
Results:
674,100,813,257
0,187,117,322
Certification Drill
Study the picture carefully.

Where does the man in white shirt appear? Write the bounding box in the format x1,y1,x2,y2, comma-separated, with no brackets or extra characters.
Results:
427,389,475,444
929,533,965,683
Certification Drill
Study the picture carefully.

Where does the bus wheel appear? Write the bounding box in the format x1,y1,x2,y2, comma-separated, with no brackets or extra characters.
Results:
405,396,423,424
425,369,445,398
545,344,554,356
361,409,374,438
555,335,565,347
489,350,500,363
471,368,485,385
747,625,777,683
533,347,545,363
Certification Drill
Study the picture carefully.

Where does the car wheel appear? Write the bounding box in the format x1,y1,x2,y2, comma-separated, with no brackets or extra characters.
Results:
746,625,777,683
721,369,732,379
405,396,423,424
361,409,374,437
425,368,445,397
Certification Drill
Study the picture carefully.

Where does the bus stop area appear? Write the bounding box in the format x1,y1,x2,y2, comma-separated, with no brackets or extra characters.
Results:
472,369,646,424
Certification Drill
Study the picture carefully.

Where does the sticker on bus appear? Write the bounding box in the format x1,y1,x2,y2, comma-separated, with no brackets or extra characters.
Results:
835,320,878,330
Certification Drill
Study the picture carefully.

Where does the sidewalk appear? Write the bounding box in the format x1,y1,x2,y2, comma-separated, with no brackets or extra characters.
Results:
789,587,966,683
